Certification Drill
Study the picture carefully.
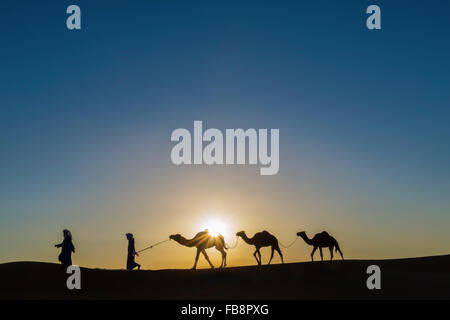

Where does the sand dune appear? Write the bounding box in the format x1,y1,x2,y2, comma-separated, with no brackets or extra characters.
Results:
1,255,449,299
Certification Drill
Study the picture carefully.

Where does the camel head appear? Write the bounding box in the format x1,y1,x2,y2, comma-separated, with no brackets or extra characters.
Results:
169,234,182,241
236,231,245,237
296,231,306,237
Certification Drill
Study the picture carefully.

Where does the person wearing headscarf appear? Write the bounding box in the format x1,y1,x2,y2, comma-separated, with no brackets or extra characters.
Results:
55,229,75,266
126,233,141,270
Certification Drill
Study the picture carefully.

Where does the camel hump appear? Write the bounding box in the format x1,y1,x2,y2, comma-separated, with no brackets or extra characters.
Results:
320,231,330,237
261,230,277,241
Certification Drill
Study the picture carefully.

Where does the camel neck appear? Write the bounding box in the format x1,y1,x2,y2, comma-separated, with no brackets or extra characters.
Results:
300,234,313,246
240,233,254,245
178,236,197,247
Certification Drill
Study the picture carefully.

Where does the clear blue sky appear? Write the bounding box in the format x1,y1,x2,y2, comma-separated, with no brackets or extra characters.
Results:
0,1,449,268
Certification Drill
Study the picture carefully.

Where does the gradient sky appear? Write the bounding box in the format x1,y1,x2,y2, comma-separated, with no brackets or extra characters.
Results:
1,0,449,269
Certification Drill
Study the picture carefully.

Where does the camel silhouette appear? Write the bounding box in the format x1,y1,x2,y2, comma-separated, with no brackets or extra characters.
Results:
236,230,284,266
297,231,344,261
169,230,227,270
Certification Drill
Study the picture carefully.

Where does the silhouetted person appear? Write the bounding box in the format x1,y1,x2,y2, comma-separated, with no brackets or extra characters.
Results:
55,229,75,266
126,233,141,270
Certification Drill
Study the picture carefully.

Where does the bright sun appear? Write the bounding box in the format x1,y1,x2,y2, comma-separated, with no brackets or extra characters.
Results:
201,219,227,237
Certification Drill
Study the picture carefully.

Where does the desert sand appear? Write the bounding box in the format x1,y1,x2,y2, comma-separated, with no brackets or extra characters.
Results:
1,255,449,299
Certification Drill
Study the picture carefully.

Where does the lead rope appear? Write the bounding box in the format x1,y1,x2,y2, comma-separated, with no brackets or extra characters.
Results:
225,236,239,250
279,236,299,249
136,238,171,254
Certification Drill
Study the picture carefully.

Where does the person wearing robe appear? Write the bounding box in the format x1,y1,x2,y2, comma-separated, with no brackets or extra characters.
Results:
126,233,141,270
55,229,75,266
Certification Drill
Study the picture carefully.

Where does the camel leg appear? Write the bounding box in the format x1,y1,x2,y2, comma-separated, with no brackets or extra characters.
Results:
192,248,201,270
202,249,214,269
319,247,324,261
257,250,262,266
274,244,284,264
276,247,284,264
223,249,227,267
311,246,317,262
253,249,260,265
217,248,227,268
337,248,344,260
329,246,334,260
216,247,223,268
268,247,275,265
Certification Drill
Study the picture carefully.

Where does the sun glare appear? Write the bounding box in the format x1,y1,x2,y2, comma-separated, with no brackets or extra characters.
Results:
201,219,227,237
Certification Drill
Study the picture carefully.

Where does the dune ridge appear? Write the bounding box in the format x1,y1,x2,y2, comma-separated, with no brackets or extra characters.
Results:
1,255,449,300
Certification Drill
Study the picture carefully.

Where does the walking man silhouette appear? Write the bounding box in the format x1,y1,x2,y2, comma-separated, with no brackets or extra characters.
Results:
55,229,75,267
126,233,141,270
